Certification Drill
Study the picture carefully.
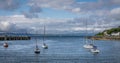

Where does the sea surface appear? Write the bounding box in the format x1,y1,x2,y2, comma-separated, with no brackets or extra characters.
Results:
0,36,120,63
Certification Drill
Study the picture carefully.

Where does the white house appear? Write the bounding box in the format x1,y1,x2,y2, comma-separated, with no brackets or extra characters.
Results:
104,31,109,36
111,32,120,36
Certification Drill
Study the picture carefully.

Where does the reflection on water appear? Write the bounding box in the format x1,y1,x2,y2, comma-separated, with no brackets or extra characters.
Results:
0,37,120,63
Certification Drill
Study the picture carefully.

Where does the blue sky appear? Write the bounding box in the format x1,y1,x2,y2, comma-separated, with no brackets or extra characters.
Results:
0,0,98,18
0,0,120,34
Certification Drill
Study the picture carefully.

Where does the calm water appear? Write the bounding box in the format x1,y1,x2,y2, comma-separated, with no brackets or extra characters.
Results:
0,36,120,63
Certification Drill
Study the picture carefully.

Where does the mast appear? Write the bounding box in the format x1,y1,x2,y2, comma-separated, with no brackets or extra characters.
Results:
35,31,38,48
4,32,7,41
3,32,8,48
43,25,45,44
5,35,7,41
92,22,95,44
85,18,88,44
34,30,40,54
36,37,38,48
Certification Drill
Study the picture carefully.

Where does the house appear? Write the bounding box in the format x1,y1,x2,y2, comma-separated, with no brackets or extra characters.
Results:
104,31,109,36
111,32,120,36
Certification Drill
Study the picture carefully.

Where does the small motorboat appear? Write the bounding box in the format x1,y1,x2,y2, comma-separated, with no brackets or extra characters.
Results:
3,42,8,48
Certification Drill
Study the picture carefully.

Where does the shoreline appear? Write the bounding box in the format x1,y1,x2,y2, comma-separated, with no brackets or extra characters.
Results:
88,36,120,40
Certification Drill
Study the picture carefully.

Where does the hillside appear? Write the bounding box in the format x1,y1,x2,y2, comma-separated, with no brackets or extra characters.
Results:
96,26,120,36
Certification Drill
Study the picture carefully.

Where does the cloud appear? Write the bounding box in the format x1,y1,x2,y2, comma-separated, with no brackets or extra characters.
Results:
110,7,120,20
0,0,22,11
22,12,39,18
0,17,28,32
71,8,81,13
111,8,120,14
29,0,74,9
0,13,120,34
25,0,120,18
23,0,75,18
0,21,16,32
0,0,120,34
23,4,42,18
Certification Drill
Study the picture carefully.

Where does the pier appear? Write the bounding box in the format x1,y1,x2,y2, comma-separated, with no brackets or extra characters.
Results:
0,36,31,41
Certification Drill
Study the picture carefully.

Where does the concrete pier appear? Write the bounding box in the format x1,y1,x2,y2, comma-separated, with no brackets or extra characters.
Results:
0,36,31,41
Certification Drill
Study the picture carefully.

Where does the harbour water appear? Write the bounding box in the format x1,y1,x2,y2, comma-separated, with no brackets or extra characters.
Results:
0,36,120,63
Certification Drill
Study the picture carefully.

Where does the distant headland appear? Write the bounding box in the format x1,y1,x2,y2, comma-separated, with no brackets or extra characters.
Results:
90,26,120,40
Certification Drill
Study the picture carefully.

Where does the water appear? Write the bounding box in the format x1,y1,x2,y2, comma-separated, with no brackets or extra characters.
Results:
0,36,120,63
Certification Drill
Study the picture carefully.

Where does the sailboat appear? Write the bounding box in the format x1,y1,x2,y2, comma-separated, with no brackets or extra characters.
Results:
90,22,100,53
90,45,100,53
3,35,8,48
34,33,40,54
83,20,94,49
42,26,48,49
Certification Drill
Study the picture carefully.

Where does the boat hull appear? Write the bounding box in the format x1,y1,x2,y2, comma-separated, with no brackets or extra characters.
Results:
42,45,48,49
34,50,40,54
83,44,93,49
90,49,100,53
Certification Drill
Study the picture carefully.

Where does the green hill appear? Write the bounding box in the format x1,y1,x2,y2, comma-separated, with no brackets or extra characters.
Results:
96,26,120,36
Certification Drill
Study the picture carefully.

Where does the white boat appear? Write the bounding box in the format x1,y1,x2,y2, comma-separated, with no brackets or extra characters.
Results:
91,49,100,53
3,35,9,48
90,22,100,53
34,45,40,54
34,33,40,54
42,26,48,49
83,44,94,49
83,20,93,49
90,46,100,53
42,43,48,49
3,42,8,48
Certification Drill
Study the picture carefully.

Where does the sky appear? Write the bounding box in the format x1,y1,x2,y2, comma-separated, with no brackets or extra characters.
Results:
0,0,120,34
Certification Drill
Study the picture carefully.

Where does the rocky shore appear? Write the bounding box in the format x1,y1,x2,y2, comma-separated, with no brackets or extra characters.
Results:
88,36,120,40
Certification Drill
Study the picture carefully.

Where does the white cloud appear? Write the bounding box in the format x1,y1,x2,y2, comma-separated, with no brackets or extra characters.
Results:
110,7,120,20
0,21,15,31
0,0,21,10
72,8,81,13
111,8,120,14
11,15,25,18
0,13,119,34
0,0,120,34
26,0,81,17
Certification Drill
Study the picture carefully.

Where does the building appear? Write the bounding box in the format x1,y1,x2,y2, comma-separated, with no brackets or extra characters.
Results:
104,31,109,36
111,32,120,36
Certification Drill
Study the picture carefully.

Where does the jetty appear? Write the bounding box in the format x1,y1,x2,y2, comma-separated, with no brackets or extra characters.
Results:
0,36,31,41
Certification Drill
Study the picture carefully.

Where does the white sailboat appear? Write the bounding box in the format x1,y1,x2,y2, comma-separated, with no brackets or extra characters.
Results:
90,22,100,53
3,35,8,48
34,32,40,54
90,45,100,53
83,19,94,49
42,26,48,49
